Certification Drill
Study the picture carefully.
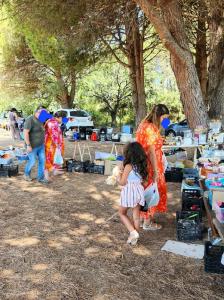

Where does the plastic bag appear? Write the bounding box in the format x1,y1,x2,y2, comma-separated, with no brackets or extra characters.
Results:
141,183,160,212
54,148,63,165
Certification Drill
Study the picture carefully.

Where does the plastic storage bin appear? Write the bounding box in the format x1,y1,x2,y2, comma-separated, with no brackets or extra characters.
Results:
205,179,224,208
176,211,202,241
204,241,224,274
183,168,199,179
66,160,89,173
87,164,105,175
122,125,133,134
0,164,19,177
181,180,201,196
165,168,183,182
181,194,203,220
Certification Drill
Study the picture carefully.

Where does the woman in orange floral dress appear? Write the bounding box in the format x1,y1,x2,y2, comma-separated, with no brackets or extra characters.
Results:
136,104,169,230
45,112,65,181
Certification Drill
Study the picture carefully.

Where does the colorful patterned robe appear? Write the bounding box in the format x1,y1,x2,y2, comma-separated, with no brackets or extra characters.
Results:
136,121,167,219
45,118,64,171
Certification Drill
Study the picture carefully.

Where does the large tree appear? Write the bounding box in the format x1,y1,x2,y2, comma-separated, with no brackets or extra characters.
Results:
92,65,132,126
182,0,224,122
134,0,209,129
85,0,160,125
4,0,102,108
206,0,224,122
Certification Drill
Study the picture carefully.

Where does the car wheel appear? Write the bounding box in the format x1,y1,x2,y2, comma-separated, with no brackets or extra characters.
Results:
167,130,176,138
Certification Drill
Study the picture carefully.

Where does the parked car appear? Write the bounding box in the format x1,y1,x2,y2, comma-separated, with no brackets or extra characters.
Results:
165,119,190,137
55,109,94,131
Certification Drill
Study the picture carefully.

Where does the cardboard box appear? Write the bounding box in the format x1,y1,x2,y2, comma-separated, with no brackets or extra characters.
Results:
94,160,105,166
104,160,122,176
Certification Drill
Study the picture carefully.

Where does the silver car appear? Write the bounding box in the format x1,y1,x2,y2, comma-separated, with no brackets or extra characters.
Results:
165,120,189,137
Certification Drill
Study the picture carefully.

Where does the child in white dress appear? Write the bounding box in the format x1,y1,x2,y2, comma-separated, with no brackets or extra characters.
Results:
117,142,148,245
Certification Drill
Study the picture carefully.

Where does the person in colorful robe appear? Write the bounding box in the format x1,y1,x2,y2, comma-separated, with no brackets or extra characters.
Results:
136,104,170,230
44,112,65,181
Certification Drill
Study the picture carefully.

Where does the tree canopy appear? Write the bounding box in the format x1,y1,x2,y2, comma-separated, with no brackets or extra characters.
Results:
0,0,223,128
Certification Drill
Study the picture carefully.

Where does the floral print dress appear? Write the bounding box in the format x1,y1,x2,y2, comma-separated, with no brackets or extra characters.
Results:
45,118,64,171
136,121,167,219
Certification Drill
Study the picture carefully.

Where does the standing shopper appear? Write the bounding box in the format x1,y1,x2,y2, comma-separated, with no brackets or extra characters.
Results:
23,106,48,183
8,108,19,140
44,112,65,181
136,104,169,230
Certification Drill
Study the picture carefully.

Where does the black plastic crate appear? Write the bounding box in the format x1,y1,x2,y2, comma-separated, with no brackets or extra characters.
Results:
176,211,202,241
182,192,204,218
183,168,199,179
182,188,201,197
86,164,105,175
66,160,90,173
0,170,9,177
181,196,203,220
86,163,95,173
66,159,75,172
0,164,19,177
8,165,19,176
204,241,224,274
165,168,183,182
93,165,105,175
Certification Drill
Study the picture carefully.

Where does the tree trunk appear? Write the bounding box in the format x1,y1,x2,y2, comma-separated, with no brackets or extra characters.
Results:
126,5,147,127
207,1,224,123
111,111,117,127
55,71,76,108
134,0,209,129
195,0,207,102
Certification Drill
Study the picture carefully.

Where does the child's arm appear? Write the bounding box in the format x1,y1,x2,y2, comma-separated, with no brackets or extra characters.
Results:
117,164,132,186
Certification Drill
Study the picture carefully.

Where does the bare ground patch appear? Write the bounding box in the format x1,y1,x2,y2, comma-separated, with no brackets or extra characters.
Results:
0,137,223,299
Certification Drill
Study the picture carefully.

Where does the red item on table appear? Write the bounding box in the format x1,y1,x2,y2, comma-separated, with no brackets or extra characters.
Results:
91,132,97,141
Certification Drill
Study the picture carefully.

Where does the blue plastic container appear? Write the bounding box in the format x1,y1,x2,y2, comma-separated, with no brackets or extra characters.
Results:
122,125,132,134
205,179,224,207
73,132,79,140
116,155,124,161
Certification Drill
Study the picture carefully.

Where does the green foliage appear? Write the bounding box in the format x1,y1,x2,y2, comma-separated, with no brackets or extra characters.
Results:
145,54,183,122
0,1,182,126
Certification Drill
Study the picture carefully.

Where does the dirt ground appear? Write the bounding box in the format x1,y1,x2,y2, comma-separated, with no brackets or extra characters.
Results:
0,129,223,300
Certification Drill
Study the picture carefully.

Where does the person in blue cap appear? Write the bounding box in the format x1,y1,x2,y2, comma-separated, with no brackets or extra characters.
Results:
44,111,68,181
23,105,50,183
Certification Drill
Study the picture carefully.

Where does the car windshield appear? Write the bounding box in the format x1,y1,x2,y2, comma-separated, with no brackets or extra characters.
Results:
180,120,187,125
58,111,68,117
70,110,88,117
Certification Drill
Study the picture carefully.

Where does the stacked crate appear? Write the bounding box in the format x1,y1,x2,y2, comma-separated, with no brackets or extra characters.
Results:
176,168,203,241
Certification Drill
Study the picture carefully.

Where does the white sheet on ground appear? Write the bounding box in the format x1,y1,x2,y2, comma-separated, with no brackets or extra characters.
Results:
161,240,204,259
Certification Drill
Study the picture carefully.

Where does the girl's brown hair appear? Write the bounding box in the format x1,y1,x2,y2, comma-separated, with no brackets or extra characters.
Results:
123,142,148,181
145,104,169,128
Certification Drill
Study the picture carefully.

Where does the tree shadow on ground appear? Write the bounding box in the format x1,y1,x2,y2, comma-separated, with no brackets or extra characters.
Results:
0,172,223,300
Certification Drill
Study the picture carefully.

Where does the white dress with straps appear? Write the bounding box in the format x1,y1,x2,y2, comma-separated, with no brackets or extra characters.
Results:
120,170,145,208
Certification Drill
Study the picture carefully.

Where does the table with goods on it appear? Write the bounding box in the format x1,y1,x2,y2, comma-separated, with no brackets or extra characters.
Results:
163,120,224,274
65,120,224,275
0,146,28,178
65,125,133,174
